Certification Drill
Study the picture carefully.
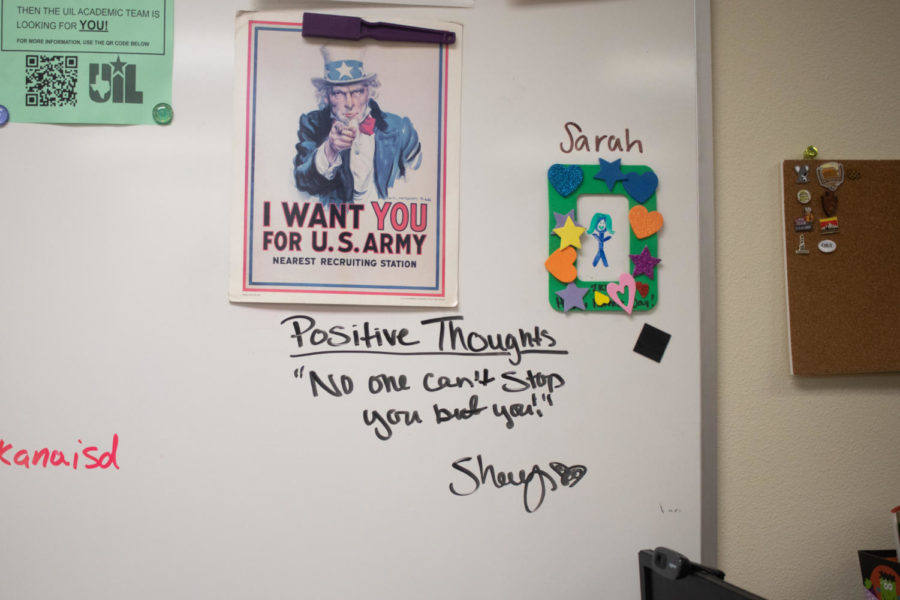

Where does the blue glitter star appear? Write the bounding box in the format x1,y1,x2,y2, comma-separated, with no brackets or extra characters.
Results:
594,158,628,191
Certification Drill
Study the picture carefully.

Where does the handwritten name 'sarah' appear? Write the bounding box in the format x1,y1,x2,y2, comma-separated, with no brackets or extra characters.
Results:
559,122,644,154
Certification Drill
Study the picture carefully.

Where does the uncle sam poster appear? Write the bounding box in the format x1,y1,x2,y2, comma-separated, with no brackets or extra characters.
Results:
229,11,461,306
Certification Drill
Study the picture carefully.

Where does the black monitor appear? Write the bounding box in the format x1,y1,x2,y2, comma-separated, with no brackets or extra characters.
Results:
639,548,767,600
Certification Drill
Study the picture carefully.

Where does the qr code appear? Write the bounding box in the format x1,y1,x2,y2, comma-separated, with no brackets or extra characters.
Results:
25,55,78,107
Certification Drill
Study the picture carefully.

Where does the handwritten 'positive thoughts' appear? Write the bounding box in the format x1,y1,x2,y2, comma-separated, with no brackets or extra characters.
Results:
0,434,119,470
282,314,567,366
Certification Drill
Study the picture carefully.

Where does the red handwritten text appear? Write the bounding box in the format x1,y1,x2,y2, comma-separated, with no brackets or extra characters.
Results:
0,434,119,470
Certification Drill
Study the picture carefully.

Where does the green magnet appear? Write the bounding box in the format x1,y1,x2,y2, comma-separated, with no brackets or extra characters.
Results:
152,103,173,125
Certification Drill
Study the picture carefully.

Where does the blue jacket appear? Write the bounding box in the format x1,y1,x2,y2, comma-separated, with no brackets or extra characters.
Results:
293,100,421,204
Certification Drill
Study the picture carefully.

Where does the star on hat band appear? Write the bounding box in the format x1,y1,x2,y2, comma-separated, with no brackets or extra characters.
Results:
325,60,363,82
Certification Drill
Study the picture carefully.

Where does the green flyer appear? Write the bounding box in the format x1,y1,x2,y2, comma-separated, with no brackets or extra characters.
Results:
0,0,173,124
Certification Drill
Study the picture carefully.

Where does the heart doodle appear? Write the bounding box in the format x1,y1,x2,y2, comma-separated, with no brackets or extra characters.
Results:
550,462,587,487
594,291,610,307
629,205,664,239
548,164,584,197
606,273,636,314
544,246,577,283
635,281,650,298
622,170,658,204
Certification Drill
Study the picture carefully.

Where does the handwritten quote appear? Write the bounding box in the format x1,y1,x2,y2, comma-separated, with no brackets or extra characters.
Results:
283,314,587,513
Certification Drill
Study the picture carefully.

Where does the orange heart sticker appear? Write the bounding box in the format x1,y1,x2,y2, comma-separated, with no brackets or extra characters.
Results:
545,246,577,283
629,205,664,239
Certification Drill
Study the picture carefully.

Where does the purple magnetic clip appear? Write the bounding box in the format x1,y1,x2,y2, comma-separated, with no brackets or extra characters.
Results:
302,13,455,45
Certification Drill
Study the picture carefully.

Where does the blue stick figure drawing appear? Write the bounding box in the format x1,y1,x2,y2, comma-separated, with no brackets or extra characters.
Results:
588,212,615,267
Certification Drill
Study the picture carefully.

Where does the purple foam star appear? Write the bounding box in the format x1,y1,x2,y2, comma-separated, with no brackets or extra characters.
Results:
629,245,661,279
553,209,581,229
593,158,628,191
556,282,589,312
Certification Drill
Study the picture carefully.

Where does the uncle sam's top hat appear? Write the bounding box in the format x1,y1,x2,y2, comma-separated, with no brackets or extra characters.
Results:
311,45,377,86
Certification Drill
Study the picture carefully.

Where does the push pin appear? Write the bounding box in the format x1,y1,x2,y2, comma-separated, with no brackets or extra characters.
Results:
803,145,818,159
0,104,9,126
152,102,173,125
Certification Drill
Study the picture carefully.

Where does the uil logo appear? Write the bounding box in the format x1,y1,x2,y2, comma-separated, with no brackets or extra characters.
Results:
89,56,143,104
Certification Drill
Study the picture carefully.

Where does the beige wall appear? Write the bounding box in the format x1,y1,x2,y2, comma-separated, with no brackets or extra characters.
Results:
711,2,900,599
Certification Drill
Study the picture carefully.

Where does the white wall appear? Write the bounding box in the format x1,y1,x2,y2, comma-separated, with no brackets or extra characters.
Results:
711,2,900,598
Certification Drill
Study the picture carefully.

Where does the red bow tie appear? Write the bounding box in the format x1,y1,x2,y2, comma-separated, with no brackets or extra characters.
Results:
359,116,376,136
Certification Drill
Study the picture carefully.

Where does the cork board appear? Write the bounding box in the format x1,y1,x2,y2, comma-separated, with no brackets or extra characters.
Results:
782,160,900,375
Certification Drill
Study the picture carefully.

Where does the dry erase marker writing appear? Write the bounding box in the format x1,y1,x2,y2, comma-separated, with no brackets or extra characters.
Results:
0,434,119,470
449,454,586,513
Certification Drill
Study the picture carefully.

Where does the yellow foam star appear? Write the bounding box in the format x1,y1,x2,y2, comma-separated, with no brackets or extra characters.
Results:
594,291,610,307
552,217,586,250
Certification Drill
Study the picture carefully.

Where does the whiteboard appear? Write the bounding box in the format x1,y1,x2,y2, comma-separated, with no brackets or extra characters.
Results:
0,1,714,599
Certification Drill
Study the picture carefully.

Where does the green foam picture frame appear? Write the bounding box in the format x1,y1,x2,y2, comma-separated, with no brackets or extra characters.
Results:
547,163,660,312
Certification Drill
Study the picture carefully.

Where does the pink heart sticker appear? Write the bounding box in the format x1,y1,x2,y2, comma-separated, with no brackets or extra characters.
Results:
606,273,636,314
